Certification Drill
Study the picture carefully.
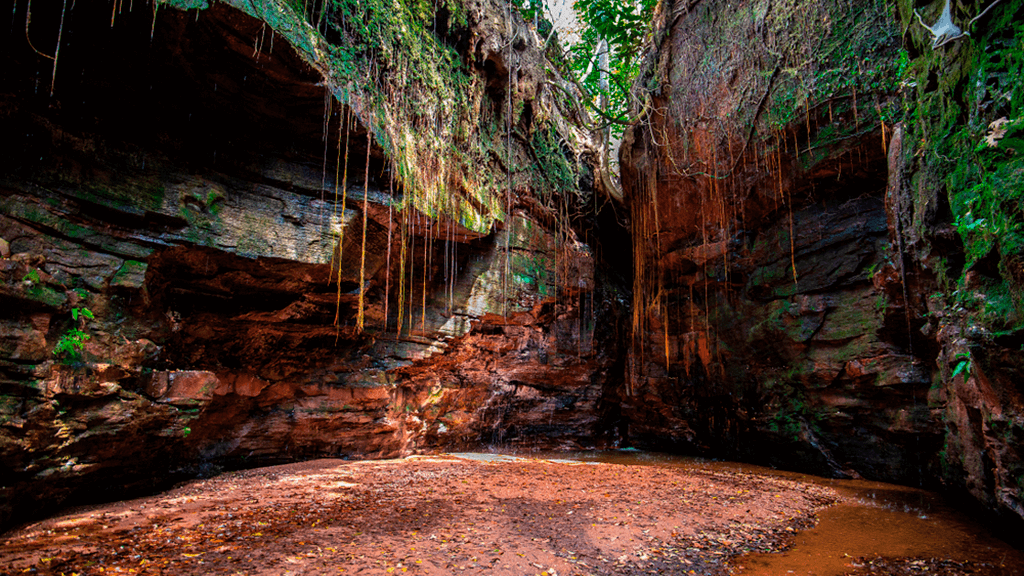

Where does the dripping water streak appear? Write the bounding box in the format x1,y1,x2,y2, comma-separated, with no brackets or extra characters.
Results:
25,0,56,62
397,205,408,336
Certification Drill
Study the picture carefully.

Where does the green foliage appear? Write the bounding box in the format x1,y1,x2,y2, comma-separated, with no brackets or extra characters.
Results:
54,328,90,364
517,1,558,40
981,281,1020,329
904,1,1024,322
530,123,578,198
950,352,971,380
566,0,657,138
574,0,654,59
54,307,94,365
766,383,818,442
21,269,41,284
762,0,901,143
874,293,888,316
212,0,524,232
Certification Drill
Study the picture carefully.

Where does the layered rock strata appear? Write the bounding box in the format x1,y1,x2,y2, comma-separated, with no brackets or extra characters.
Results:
620,0,1023,529
0,0,625,529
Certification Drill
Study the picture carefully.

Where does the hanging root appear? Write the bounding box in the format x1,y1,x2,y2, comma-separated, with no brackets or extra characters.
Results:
333,108,352,327
384,176,394,332
49,0,68,96
357,130,370,332
24,0,56,61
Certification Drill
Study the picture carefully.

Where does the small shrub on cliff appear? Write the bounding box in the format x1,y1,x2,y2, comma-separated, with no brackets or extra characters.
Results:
54,328,90,364
53,307,94,365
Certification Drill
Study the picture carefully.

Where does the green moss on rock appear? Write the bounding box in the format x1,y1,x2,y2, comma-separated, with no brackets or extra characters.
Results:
899,0,1024,325
158,0,583,234
110,260,148,289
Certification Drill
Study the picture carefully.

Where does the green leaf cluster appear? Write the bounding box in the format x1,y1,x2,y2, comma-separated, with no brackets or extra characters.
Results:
575,0,654,58
54,328,90,364
72,307,95,322
54,307,95,365
951,352,972,379
565,0,657,137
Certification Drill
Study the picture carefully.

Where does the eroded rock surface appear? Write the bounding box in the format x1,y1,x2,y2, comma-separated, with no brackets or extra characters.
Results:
619,0,1023,529
0,0,625,529
3,0,1022,538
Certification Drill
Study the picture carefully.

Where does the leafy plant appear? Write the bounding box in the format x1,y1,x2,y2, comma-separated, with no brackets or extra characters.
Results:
21,269,41,284
951,352,972,380
564,0,658,139
54,307,95,365
874,293,888,316
54,329,90,364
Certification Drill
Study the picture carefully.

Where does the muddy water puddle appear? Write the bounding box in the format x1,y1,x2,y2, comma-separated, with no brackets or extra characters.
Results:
732,480,1021,576
500,450,1024,575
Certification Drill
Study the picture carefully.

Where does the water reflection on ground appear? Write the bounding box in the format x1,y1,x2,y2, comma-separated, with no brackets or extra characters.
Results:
467,449,1024,576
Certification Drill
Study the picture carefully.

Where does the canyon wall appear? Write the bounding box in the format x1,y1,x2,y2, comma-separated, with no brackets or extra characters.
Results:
0,0,627,529
620,0,1023,527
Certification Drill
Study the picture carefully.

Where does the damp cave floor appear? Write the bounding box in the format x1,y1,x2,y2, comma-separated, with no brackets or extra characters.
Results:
0,455,1010,575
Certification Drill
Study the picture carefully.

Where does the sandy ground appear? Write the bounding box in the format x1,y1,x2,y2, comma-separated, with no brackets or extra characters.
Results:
0,455,839,575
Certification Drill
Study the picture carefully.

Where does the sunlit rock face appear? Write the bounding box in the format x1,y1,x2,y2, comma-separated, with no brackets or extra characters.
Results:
0,0,626,529
620,0,1023,528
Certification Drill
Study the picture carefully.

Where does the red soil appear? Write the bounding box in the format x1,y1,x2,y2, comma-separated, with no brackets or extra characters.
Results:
1,455,837,575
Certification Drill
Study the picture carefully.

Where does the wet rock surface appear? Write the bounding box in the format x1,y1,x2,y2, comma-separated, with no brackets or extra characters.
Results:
618,0,1023,529
619,0,934,480
0,0,624,530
